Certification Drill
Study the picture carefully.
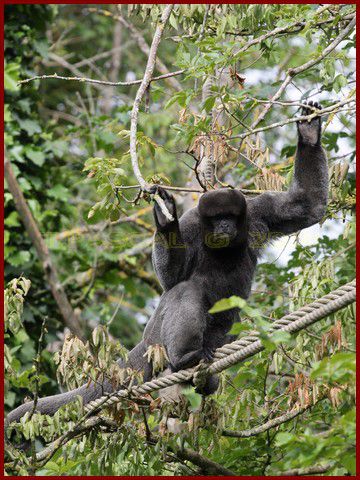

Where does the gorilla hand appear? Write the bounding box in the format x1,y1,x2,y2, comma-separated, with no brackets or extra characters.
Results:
150,186,177,230
297,100,322,146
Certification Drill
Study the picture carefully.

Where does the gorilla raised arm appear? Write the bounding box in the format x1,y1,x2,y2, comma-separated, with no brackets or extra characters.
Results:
247,101,328,242
6,102,328,425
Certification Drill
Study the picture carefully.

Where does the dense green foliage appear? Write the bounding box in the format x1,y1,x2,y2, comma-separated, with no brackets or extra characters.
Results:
4,4,355,476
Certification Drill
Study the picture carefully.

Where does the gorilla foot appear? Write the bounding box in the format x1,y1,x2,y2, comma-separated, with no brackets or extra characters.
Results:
195,374,219,396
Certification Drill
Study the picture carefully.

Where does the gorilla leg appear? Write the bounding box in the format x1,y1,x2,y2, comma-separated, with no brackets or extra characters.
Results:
160,283,206,371
160,283,220,395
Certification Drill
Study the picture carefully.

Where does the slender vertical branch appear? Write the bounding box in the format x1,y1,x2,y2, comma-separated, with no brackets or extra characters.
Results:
103,19,123,113
4,157,84,338
128,5,175,221
29,317,47,418
129,4,174,190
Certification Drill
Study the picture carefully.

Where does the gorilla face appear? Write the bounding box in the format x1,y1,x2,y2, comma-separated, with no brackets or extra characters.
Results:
203,214,239,248
198,190,248,249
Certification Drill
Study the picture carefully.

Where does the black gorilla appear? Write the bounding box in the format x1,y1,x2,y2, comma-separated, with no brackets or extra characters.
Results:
6,102,328,424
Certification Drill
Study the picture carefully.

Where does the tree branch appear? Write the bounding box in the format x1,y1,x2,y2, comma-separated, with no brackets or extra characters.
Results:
250,16,355,130
127,5,175,223
116,183,266,195
281,463,335,476
4,157,84,338
118,259,162,294
223,397,325,438
129,4,174,191
73,41,133,68
35,416,105,465
90,7,182,92
212,9,355,37
232,98,355,140
232,6,352,52
102,19,123,114
18,69,185,88
175,448,237,476
54,206,153,240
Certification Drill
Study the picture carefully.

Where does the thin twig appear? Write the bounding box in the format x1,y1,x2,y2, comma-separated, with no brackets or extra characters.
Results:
231,98,355,140
250,16,355,129
127,5,176,223
29,318,47,418
73,41,133,68
18,69,185,88
223,397,325,438
115,183,268,195
233,5,337,57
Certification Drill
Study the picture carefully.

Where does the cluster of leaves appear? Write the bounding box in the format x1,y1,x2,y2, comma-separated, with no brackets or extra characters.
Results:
4,277,51,425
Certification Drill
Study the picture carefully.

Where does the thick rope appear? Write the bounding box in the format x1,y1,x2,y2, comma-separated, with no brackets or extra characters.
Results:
213,280,356,359
84,280,355,414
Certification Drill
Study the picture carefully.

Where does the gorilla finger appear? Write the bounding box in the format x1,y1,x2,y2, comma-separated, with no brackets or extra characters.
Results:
203,348,215,361
157,186,173,202
148,185,159,195
300,101,309,117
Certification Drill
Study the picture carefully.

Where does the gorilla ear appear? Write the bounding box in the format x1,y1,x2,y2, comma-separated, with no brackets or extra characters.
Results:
198,189,246,217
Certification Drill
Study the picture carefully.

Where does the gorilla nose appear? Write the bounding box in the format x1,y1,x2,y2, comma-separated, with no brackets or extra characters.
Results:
215,222,232,235
214,228,228,235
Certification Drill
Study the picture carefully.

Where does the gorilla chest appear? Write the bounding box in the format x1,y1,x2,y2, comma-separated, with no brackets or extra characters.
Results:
197,249,255,301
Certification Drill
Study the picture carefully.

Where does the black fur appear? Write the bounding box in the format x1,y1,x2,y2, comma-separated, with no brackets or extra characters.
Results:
6,101,328,424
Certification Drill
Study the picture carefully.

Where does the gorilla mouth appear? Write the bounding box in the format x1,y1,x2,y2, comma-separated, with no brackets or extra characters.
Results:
205,233,232,248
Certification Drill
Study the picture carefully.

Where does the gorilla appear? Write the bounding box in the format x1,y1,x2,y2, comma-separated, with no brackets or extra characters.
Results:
6,101,328,424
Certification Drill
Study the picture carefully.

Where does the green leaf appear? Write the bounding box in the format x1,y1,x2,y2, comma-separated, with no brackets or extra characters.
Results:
33,40,49,59
4,105,11,122
182,386,202,409
47,139,67,157
48,184,69,200
310,352,355,383
4,62,20,91
169,12,178,30
203,96,216,113
333,74,347,93
5,211,20,227
341,452,356,474
18,119,42,136
7,250,31,267
269,330,292,345
25,149,45,166
229,322,251,335
209,296,246,313
275,432,294,447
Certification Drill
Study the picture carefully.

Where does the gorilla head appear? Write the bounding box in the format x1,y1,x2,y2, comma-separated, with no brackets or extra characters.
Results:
198,189,248,249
